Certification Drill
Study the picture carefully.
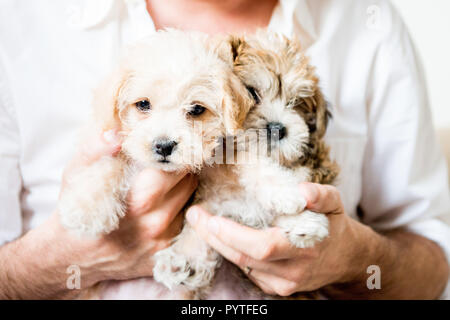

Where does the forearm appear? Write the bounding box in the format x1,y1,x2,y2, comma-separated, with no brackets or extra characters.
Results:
324,221,449,299
0,218,96,299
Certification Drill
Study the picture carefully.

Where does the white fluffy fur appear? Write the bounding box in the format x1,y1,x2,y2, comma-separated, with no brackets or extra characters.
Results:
154,225,220,291
273,211,329,249
59,156,130,236
58,30,248,236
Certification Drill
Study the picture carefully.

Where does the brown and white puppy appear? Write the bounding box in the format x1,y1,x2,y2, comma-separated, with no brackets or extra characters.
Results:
228,32,339,246
58,30,251,237
153,32,339,298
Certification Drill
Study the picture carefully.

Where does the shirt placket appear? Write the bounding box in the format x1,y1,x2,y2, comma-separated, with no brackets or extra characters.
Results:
124,0,156,43
66,0,115,30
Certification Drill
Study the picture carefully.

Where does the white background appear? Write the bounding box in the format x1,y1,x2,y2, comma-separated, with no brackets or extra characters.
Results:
392,0,450,130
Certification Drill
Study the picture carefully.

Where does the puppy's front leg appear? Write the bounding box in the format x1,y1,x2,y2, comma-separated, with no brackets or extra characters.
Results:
153,223,220,293
272,211,329,248
248,164,329,248
245,164,308,215
263,184,307,216
58,156,128,236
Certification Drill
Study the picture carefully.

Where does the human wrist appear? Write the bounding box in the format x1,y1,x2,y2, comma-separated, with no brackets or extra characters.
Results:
25,215,102,294
322,217,390,299
336,217,384,285
0,223,72,299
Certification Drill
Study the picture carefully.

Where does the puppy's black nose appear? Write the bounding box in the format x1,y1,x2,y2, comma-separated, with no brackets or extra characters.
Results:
153,139,178,157
267,122,287,140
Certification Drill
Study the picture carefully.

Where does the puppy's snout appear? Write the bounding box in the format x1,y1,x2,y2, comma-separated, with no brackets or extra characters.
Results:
153,139,178,157
267,122,287,141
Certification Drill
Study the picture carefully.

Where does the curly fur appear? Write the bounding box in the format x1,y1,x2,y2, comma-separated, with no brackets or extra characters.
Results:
155,32,339,299
62,30,338,300
58,29,252,236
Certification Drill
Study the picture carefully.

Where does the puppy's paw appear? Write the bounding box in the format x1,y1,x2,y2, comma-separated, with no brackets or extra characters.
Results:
153,248,191,290
273,211,329,248
58,157,127,236
153,247,217,291
276,189,307,215
59,194,125,236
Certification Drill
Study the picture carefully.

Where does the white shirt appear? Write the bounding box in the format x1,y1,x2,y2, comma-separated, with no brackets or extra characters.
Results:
1,0,449,298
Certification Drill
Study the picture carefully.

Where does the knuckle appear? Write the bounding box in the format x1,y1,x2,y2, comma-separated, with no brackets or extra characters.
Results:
153,220,170,237
130,179,165,211
260,286,276,295
136,170,166,196
325,185,342,204
257,242,276,261
325,185,337,199
333,193,344,210
159,211,173,227
235,253,251,267
147,223,165,238
146,215,172,238
154,239,172,252
276,283,298,297
307,186,321,207
325,184,337,193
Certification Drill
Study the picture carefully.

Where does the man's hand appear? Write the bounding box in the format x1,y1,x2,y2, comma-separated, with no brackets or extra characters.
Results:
0,129,197,299
186,183,449,299
185,183,354,296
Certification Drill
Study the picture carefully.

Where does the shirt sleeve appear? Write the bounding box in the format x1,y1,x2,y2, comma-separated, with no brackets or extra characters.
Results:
360,4,450,298
0,57,23,246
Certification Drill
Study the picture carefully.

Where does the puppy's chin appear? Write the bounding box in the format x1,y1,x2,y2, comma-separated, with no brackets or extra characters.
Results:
152,160,189,173
143,157,202,173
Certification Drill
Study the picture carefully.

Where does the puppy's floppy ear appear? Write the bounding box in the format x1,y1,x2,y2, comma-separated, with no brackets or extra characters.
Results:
285,38,331,138
222,74,253,135
211,34,246,66
229,35,247,63
92,68,130,131
296,88,330,139
311,89,331,138
217,36,253,135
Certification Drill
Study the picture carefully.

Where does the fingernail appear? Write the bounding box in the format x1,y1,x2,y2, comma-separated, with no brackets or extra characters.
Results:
208,218,220,235
186,207,198,225
103,129,121,145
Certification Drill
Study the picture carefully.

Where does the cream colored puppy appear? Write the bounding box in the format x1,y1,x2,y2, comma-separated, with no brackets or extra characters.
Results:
153,33,339,298
58,30,251,237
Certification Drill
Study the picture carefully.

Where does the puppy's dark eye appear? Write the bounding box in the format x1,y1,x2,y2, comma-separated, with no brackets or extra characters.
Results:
135,99,151,111
246,86,261,104
188,104,206,117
